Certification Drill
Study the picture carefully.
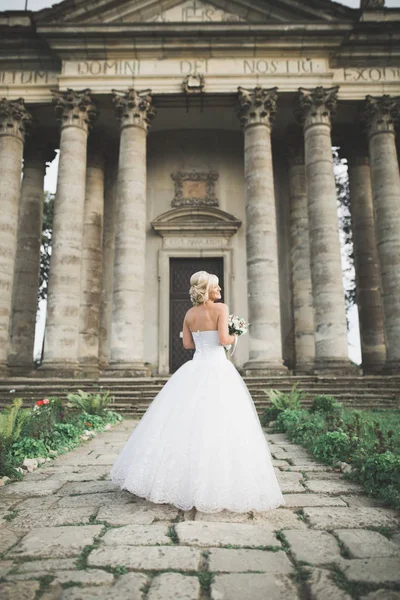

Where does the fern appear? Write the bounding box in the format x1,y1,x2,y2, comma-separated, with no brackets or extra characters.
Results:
66,390,114,416
264,384,307,412
0,399,23,445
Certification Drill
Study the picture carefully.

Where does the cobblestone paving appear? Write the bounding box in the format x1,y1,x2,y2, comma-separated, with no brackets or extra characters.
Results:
0,420,399,599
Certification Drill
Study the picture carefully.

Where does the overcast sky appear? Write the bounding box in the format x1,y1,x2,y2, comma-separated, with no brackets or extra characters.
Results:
1,0,400,11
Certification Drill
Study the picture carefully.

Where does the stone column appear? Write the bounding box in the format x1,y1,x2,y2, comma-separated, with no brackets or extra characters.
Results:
344,140,386,371
8,140,55,371
78,138,105,373
99,148,118,368
287,137,315,373
108,89,155,376
41,89,96,374
0,98,31,375
364,95,400,370
298,86,351,371
237,86,286,374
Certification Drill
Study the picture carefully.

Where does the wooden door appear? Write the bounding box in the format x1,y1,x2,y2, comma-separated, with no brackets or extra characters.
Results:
169,257,224,373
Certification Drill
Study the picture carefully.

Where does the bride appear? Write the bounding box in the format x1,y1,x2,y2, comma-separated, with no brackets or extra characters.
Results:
110,271,285,513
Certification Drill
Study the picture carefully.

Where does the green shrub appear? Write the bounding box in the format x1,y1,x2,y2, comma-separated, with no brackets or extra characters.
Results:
310,395,343,414
0,399,24,476
354,451,400,504
20,397,64,440
260,406,281,426
67,390,114,416
311,430,351,464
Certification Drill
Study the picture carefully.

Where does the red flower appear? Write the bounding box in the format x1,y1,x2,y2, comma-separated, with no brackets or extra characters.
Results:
35,400,44,406
43,399,50,404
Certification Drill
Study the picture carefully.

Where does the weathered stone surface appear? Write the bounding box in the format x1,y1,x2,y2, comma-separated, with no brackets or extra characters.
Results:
88,545,201,571
102,523,171,546
305,480,363,495
148,573,200,600
280,465,333,472
7,506,94,531
276,471,306,493
288,458,322,466
335,529,400,559
195,510,253,523
17,558,78,572
45,467,110,482
0,527,19,554
209,548,292,573
0,479,64,497
54,569,114,586
304,472,344,481
341,557,400,583
284,530,341,564
57,491,134,508
361,592,400,600
272,460,291,467
96,503,178,525
211,573,300,600
252,509,307,530
305,567,352,600
303,508,400,530
8,525,103,558
339,495,386,508
282,494,346,508
176,521,277,547
58,480,118,496
392,533,400,547
60,573,147,600
0,580,40,600
0,561,15,577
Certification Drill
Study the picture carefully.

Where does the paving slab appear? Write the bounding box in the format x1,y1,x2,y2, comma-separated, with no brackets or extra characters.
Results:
16,558,78,572
194,510,253,523
251,509,307,530
280,465,334,472
53,569,114,586
102,523,171,545
305,480,364,495
305,567,352,600
210,573,300,600
282,494,347,508
96,502,179,525
0,479,64,497
284,530,341,564
0,527,20,554
7,525,103,558
0,580,40,600
334,529,400,558
175,521,278,547
360,592,400,600
60,573,148,600
208,548,292,573
303,507,400,530
6,506,94,531
0,561,15,578
88,544,201,571
57,491,136,508
339,495,387,508
340,557,400,584
147,573,200,600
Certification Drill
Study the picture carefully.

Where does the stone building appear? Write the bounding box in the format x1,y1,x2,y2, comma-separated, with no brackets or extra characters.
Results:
0,0,400,380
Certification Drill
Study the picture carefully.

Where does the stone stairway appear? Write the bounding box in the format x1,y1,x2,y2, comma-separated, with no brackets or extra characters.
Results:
0,375,399,416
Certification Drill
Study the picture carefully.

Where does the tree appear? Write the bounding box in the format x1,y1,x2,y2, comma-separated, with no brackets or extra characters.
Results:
333,149,356,311
38,191,54,305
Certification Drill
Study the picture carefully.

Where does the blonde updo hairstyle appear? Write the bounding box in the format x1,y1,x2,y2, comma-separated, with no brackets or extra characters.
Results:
189,271,219,306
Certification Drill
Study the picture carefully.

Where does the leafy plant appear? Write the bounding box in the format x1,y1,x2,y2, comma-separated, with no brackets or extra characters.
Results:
264,384,307,413
310,395,343,415
0,399,24,476
67,390,114,416
311,430,351,464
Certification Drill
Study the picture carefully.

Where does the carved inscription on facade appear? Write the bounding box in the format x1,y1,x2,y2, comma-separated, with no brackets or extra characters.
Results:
163,237,229,248
343,67,400,82
0,71,58,85
150,0,244,23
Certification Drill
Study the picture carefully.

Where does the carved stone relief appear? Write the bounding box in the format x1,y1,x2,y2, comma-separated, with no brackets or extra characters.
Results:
171,171,219,207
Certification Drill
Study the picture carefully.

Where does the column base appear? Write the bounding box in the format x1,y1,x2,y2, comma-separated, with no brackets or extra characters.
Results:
104,362,151,378
382,360,400,375
244,360,288,376
39,362,81,378
78,360,100,378
7,364,35,377
294,362,316,375
362,361,387,375
313,359,361,375
0,361,8,378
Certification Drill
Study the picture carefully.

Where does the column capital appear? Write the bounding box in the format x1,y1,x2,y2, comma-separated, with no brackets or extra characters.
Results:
52,88,97,132
112,88,156,131
364,94,400,137
0,97,32,141
297,86,339,129
237,86,278,129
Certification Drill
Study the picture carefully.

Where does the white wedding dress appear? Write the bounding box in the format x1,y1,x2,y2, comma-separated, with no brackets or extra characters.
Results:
110,330,285,513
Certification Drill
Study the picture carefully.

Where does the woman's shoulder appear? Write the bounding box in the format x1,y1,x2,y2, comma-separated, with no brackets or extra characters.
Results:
213,302,229,312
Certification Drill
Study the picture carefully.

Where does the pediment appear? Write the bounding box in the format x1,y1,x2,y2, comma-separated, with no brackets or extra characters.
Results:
36,0,356,25
151,207,242,238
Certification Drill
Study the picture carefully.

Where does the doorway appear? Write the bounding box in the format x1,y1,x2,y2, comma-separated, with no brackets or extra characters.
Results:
169,257,224,373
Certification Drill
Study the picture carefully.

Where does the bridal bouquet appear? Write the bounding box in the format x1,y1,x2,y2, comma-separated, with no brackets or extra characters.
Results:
226,315,248,356
228,315,248,337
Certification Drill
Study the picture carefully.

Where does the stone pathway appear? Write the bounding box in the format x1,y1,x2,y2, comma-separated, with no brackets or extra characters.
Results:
0,420,399,600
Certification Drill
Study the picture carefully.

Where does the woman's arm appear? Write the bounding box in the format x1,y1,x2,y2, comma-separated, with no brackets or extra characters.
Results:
182,318,195,349
217,304,236,346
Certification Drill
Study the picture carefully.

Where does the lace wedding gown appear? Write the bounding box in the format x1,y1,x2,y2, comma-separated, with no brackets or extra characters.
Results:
110,330,285,513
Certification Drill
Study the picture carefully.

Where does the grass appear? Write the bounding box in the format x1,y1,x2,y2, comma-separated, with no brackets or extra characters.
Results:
166,525,179,544
275,530,290,553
